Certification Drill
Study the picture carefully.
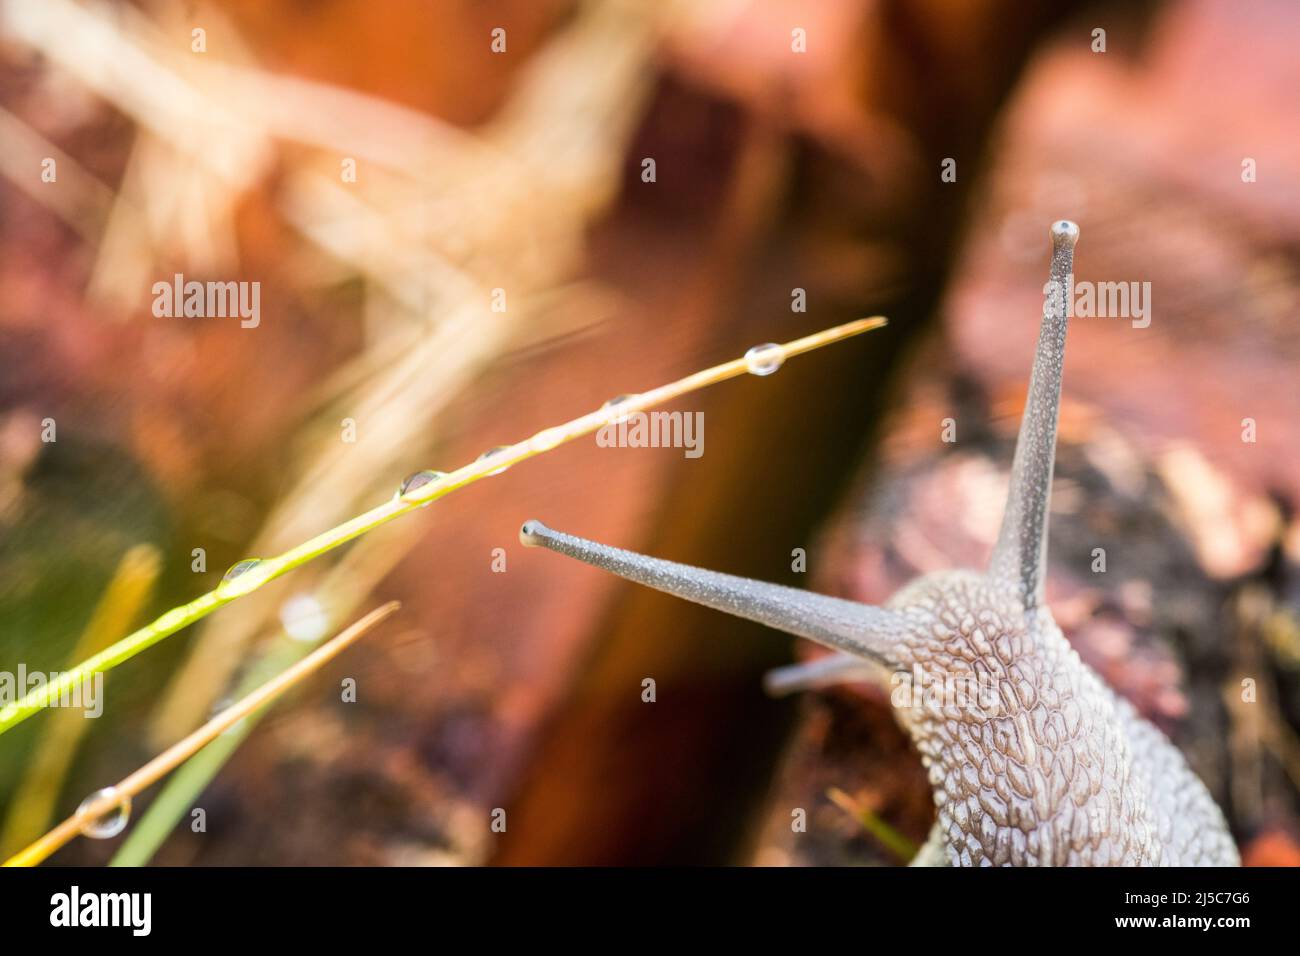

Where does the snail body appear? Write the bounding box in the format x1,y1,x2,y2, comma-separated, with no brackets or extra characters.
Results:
521,222,1238,866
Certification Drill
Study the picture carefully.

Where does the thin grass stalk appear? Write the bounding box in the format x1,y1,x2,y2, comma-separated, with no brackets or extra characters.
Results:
826,787,918,863
112,522,423,865
2,602,399,867
108,641,293,867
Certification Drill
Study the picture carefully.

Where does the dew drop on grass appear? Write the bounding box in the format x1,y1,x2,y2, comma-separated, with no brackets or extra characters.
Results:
210,694,249,736
207,695,247,736
476,446,512,476
396,469,446,502
530,427,566,452
155,607,189,631
217,558,268,598
744,343,785,376
75,787,131,839
601,394,639,424
222,559,263,583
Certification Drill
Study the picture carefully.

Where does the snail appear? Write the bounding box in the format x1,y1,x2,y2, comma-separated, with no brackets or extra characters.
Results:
519,221,1238,866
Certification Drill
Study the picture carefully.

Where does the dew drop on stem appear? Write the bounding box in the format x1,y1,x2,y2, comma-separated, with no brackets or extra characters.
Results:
221,559,263,584
396,469,446,502
217,558,269,598
601,394,639,424
744,343,785,376
476,446,512,476
75,787,131,839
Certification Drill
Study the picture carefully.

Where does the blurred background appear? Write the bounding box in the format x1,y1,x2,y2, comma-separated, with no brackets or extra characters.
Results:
1,0,1298,866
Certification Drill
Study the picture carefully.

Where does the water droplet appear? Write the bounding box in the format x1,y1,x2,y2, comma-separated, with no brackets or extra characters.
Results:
217,558,269,598
156,608,189,632
207,695,248,736
75,787,131,839
744,343,785,376
476,446,512,476
530,427,566,452
222,559,262,584
601,394,639,424
395,469,446,502
280,594,329,643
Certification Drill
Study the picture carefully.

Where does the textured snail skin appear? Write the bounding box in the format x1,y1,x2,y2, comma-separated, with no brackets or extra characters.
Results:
521,221,1239,866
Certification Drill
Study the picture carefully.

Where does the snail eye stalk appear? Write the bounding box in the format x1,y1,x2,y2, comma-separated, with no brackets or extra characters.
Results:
987,220,1078,609
519,520,909,666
